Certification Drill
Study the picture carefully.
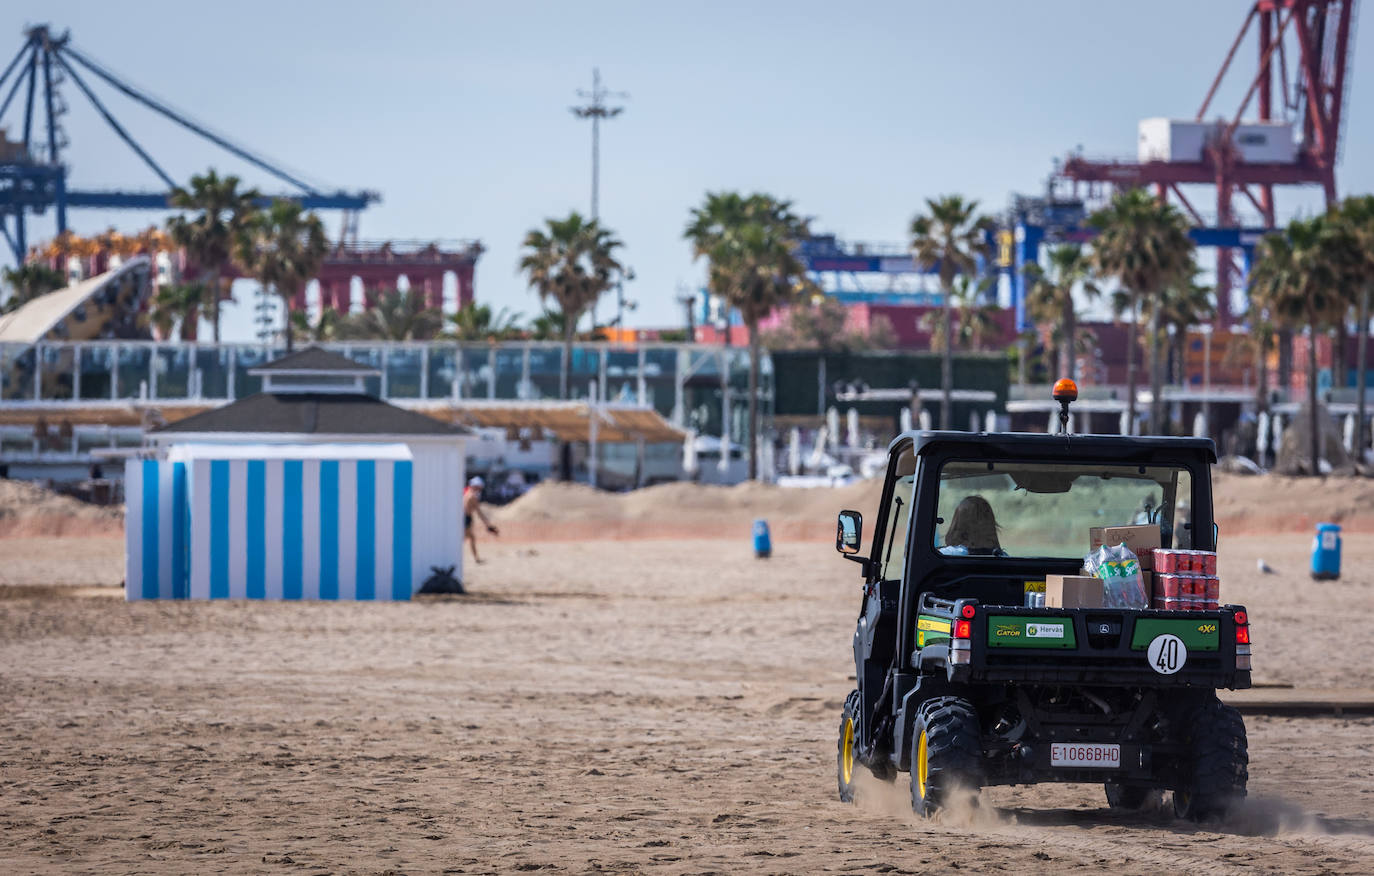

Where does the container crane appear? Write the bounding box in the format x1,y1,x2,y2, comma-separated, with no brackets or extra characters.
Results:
1054,0,1356,325
0,24,379,266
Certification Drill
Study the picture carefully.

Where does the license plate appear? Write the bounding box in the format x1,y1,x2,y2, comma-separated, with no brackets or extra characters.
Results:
1050,743,1121,768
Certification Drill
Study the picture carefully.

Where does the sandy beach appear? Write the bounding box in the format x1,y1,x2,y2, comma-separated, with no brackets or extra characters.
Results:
1,478,1373,874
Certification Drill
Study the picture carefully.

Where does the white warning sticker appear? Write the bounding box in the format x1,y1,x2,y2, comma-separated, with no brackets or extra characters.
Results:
1147,633,1188,675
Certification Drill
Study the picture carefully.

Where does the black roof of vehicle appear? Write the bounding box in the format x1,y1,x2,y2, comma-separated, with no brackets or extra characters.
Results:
889,430,1217,463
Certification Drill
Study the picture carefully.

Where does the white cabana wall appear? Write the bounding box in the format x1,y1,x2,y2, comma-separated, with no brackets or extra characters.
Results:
406,441,465,583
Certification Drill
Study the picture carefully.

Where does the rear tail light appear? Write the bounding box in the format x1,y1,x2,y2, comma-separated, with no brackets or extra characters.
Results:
961,604,976,619
1234,610,1251,669
953,619,972,640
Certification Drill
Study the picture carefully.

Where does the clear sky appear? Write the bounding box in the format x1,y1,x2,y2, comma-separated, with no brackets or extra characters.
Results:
4,1,1373,340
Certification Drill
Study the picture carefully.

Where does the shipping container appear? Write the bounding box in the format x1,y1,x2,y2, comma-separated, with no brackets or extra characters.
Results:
1137,118,1296,165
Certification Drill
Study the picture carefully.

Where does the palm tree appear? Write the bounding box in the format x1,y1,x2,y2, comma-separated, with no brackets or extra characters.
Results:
519,212,624,400
166,170,260,342
337,287,443,341
1088,188,1195,434
289,308,340,344
1331,195,1374,460
528,307,568,341
1115,272,1214,396
910,195,993,429
957,275,1003,352
1155,272,1215,387
234,200,328,352
1026,245,1100,380
446,302,523,342
1,263,66,313
148,282,210,340
686,192,811,479
920,276,1002,353
1249,216,1352,475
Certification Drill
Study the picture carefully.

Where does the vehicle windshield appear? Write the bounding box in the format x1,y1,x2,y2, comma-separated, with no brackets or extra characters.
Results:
933,460,1194,559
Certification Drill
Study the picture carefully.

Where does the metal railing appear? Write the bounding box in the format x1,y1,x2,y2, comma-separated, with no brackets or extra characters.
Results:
0,340,774,441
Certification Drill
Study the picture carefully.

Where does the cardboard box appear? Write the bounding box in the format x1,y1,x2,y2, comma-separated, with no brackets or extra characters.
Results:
1090,524,1162,568
1045,574,1104,609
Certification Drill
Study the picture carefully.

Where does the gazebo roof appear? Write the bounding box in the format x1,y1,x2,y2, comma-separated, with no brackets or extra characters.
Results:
154,392,468,438
247,346,380,376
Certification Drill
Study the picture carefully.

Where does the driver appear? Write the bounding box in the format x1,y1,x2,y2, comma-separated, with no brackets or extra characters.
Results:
941,495,1004,556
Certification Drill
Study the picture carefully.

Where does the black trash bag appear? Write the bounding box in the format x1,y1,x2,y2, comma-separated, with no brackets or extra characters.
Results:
419,565,465,595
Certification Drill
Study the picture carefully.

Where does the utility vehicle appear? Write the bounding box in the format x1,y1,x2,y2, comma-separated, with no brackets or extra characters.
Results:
835,397,1250,820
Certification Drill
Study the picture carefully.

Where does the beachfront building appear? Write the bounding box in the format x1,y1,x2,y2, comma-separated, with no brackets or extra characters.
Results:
0,337,750,487
144,347,470,593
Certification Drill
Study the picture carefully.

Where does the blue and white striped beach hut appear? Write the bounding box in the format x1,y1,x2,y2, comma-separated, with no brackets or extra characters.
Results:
126,443,416,601
133,347,469,600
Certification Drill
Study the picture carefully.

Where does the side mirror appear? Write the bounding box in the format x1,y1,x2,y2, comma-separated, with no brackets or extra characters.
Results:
836,510,863,555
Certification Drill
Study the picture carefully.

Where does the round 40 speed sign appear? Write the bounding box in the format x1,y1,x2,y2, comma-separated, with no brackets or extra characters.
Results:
1147,633,1188,675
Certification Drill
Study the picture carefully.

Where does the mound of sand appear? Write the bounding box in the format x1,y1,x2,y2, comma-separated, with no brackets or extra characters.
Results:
0,480,123,537
493,472,1374,541
493,479,884,541
497,479,882,523
1213,471,1374,533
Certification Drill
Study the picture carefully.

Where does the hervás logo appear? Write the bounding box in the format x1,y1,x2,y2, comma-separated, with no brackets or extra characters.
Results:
995,624,1021,637
1026,623,1065,639
1196,623,1218,634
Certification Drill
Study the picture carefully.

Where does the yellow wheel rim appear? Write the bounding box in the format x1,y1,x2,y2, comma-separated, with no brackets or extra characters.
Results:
841,717,855,786
917,730,929,801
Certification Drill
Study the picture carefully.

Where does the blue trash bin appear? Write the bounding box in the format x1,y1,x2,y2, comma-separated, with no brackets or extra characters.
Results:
1311,522,1342,580
753,519,772,559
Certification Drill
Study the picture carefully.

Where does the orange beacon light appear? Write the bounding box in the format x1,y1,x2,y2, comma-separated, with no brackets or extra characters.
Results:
1052,378,1078,403
1053,378,1078,433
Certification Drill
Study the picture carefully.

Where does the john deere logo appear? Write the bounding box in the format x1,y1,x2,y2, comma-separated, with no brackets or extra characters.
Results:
995,625,1022,638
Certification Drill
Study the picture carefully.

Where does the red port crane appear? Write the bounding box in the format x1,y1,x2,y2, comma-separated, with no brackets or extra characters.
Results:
1055,0,1356,326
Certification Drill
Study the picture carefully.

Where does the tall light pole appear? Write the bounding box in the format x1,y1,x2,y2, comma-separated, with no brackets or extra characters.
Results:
570,68,627,224
571,69,626,331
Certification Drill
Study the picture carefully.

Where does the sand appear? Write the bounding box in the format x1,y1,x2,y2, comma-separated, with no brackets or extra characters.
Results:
1,518,1373,873
0,480,122,538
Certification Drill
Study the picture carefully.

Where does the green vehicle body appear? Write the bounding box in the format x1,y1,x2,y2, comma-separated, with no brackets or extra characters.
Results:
835,430,1251,820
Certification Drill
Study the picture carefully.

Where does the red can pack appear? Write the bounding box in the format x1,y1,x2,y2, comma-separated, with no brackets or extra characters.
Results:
1154,549,1219,576
1203,577,1219,601
1153,550,1178,573
1163,573,1178,597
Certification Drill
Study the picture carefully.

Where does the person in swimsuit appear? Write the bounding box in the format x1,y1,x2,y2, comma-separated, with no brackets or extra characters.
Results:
463,476,499,564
